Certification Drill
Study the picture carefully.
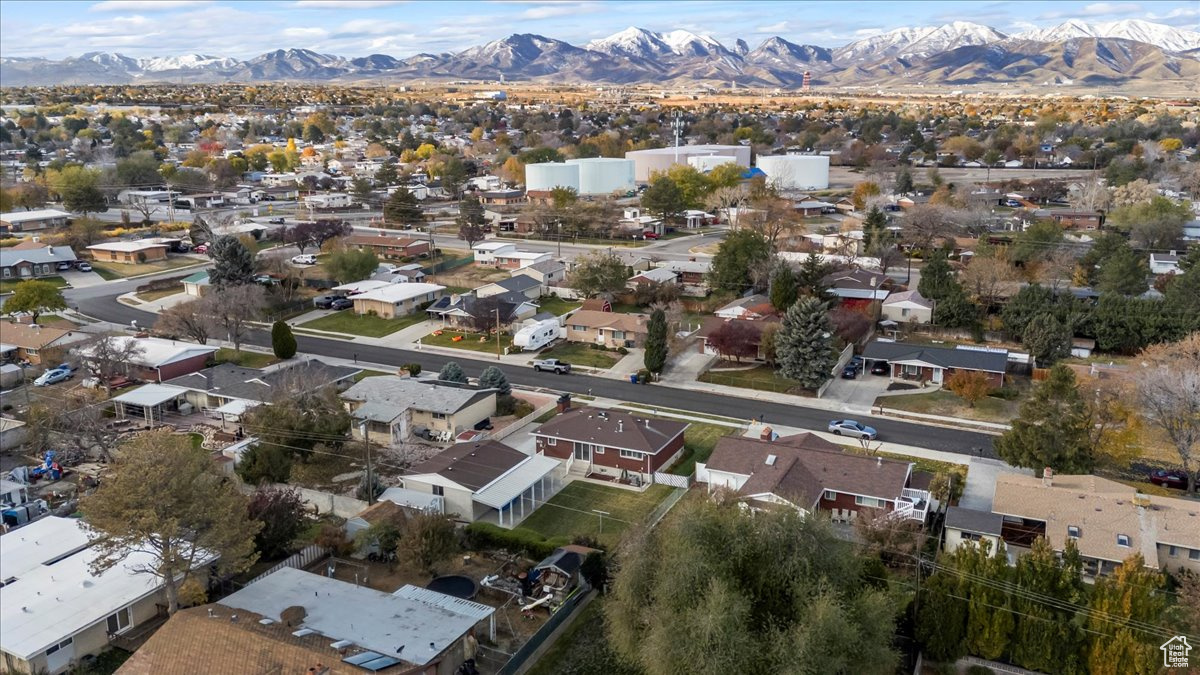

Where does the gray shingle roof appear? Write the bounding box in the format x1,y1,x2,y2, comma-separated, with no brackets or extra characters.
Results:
945,506,1004,536
0,246,78,267
533,408,687,455
489,275,540,293
341,376,496,416
861,341,1008,373
165,360,359,403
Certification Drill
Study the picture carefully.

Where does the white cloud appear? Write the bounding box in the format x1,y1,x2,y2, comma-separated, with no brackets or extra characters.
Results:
1080,2,1142,15
520,2,598,19
90,0,211,11
1146,6,1200,20
335,19,411,36
282,27,329,40
755,21,789,34
294,0,405,7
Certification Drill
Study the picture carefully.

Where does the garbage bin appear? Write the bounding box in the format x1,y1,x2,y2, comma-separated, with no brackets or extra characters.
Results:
630,374,639,384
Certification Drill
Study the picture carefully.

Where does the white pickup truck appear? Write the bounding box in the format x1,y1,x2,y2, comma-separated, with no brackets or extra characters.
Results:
532,359,571,374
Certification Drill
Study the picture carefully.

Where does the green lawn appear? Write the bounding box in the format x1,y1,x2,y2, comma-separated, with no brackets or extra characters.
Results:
874,389,1020,424
537,342,621,369
352,369,393,382
421,329,514,354
187,433,205,450
300,311,426,337
89,257,205,279
609,301,645,314
213,348,277,369
516,482,674,549
135,284,184,302
667,421,735,476
0,276,68,294
699,365,811,395
535,295,581,316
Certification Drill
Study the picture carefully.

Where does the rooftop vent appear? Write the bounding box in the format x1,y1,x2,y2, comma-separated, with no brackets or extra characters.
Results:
765,454,777,466
293,628,316,637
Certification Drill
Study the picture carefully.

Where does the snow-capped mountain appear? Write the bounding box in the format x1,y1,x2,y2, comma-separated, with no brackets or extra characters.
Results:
140,54,239,72
834,21,1007,61
2,19,1197,88
1015,19,1200,53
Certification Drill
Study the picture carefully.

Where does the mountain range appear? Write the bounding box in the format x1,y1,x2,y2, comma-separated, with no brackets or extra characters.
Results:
2,19,1198,89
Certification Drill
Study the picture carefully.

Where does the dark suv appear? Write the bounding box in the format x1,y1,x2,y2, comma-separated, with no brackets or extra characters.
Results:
314,295,346,309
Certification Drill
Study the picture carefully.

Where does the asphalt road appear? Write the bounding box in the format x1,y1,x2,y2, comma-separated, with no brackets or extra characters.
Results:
72,287,995,457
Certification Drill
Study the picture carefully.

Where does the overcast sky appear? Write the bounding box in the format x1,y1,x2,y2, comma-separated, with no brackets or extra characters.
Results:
1,0,1197,59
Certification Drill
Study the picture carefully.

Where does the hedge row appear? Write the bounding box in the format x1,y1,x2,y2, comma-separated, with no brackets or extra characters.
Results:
464,522,569,560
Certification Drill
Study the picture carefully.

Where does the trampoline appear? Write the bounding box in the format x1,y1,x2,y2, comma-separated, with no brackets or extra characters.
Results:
426,575,479,600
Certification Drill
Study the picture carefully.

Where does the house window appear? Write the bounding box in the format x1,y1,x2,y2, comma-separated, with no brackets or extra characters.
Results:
431,412,447,420
45,638,73,656
595,446,605,454
546,437,556,446
1,268,9,278
1116,534,1130,548
612,331,624,339
619,449,642,460
823,490,835,501
1169,545,1177,557
432,485,444,497
571,325,586,332
106,608,131,635
1067,526,1080,539
1191,549,1200,561
854,495,885,508
961,532,980,542
900,308,910,317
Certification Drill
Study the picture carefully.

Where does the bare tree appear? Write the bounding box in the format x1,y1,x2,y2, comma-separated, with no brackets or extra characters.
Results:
24,390,124,464
1135,333,1200,494
900,204,962,252
705,185,748,229
744,195,800,248
156,299,218,344
959,256,1018,308
205,284,266,352
80,336,146,396
1073,179,1111,212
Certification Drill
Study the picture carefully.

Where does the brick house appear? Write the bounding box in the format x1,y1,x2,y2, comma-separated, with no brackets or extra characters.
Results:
861,340,1008,388
479,189,527,206
345,233,430,260
0,245,78,281
1046,210,1104,230
87,240,170,264
75,336,218,383
0,320,89,365
0,209,71,234
697,433,931,521
534,408,688,484
565,310,648,348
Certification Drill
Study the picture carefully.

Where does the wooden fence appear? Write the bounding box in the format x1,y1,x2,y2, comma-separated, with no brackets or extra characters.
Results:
653,472,691,488
250,544,329,585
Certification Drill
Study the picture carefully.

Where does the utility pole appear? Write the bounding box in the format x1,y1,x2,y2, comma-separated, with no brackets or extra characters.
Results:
360,420,374,505
671,110,684,166
556,220,562,258
495,306,502,361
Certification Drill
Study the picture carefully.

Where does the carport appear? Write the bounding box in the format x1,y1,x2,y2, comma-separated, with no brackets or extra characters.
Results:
111,384,189,427
475,454,563,528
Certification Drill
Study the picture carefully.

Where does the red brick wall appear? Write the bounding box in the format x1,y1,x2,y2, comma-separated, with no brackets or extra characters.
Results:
536,431,685,473
817,489,894,516
155,354,214,382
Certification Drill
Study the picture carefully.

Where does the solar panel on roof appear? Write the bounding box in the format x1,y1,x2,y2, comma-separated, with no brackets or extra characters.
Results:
343,651,384,665
360,656,402,671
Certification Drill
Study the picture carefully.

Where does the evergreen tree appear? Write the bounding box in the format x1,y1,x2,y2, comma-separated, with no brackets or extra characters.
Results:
775,296,836,389
236,442,293,486
862,205,888,250
438,361,468,384
796,252,832,297
768,263,798,311
918,250,956,301
374,161,398,186
1022,312,1072,366
644,308,668,374
1001,284,1056,340
478,366,511,395
1009,538,1087,674
709,230,771,295
1096,245,1149,296
961,540,1015,661
384,187,423,227
916,570,969,661
208,235,256,288
1085,555,1167,675
271,320,297,359
995,365,1095,473
895,167,914,195
933,283,979,329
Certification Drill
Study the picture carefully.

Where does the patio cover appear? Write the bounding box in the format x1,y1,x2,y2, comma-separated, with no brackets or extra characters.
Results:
213,399,260,416
473,455,560,509
111,384,188,408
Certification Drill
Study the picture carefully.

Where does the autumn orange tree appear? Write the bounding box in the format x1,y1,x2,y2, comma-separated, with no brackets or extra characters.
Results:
945,369,992,408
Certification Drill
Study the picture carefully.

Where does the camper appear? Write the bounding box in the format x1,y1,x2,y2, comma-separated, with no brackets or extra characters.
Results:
513,319,562,352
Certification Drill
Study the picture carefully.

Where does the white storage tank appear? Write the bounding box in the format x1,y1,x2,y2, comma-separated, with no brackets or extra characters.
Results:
688,155,739,173
625,145,751,182
567,158,635,196
756,155,830,191
525,162,580,192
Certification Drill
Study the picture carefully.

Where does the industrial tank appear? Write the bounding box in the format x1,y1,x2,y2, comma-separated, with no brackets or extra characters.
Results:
567,158,635,195
524,162,580,192
688,155,739,173
756,155,830,190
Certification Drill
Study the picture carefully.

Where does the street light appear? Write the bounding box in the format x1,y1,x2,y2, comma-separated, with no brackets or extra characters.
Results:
556,220,562,258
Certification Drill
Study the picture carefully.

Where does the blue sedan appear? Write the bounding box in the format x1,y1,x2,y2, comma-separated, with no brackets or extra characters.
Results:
827,419,878,440
34,368,72,387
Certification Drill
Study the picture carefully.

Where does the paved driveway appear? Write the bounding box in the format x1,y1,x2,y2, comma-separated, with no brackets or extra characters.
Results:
820,372,892,414
60,269,107,288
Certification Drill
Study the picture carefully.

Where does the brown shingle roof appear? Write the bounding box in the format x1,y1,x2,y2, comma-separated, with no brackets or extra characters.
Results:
704,434,911,507
533,408,688,455
567,310,648,335
408,440,526,491
0,321,76,350
117,605,359,675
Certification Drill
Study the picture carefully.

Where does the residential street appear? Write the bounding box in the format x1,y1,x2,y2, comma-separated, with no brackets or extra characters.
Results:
70,286,997,457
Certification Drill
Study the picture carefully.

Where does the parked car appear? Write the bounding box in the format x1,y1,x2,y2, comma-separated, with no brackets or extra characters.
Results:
76,262,93,272
253,274,279,286
329,297,353,310
34,367,72,387
56,261,72,271
313,295,346,309
842,357,864,379
474,417,494,431
291,254,318,265
532,359,571,374
642,231,660,240
268,217,285,224
1149,469,1189,490
1004,199,1023,207
192,243,210,255
827,419,878,440
870,360,889,375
